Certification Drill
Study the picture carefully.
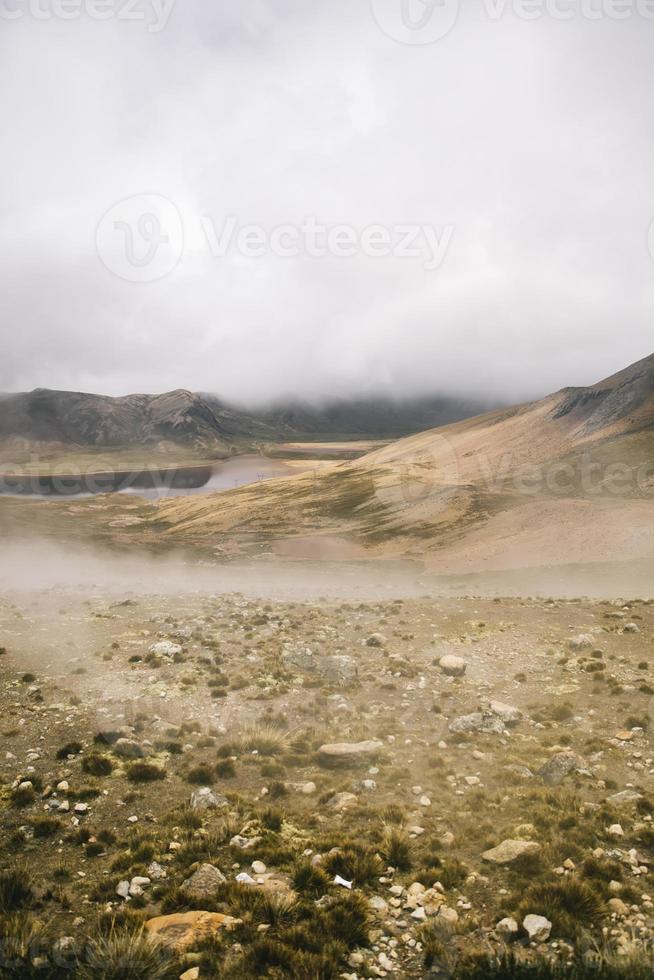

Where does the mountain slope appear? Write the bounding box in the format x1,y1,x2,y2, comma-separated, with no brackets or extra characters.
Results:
357,352,654,483
143,353,654,569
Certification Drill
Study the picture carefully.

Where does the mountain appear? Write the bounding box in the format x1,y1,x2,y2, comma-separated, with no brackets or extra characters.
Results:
0,388,230,452
358,351,654,481
202,393,496,441
0,387,497,452
146,353,654,574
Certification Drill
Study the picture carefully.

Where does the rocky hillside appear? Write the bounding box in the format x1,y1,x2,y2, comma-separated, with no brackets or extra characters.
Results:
0,388,230,451
0,387,496,451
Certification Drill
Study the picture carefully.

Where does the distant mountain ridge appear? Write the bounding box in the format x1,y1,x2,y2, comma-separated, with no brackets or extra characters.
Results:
0,387,496,451
0,388,229,452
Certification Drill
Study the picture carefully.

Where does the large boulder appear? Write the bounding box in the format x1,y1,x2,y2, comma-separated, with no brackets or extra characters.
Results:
190,787,229,811
449,712,504,735
482,839,541,866
149,640,183,657
537,752,588,787
321,655,358,687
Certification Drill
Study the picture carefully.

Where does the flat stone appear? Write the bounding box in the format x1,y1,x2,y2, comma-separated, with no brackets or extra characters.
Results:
317,740,383,762
449,712,504,735
326,792,358,812
607,790,643,805
482,840,541,866
145,911,238,951
489,701,523,725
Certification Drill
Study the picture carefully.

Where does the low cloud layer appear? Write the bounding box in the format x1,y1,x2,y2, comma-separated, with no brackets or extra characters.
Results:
1,1,654,406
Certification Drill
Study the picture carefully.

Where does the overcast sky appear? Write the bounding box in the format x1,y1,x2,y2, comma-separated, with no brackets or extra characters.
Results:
1,0,653,406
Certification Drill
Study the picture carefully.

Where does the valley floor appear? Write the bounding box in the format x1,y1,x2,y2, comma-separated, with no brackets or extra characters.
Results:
2,575,654,977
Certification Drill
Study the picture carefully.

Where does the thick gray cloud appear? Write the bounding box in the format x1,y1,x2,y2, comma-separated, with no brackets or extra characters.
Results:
1,0,653,406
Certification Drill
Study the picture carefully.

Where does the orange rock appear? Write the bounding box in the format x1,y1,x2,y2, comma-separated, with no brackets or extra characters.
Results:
145,911,239,951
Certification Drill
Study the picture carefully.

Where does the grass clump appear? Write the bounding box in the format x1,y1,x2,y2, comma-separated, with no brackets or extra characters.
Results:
322,843,382,886
292,859,331,898
126,762,166,783
185,764,215,785
78,927,176,979
516,878,605,939
453,949,654,979
31,816,61,839
0,867,34,913
238,723,288,756
56,740,83,759
215,759,236,779
382,827,412,871
82,753,113,777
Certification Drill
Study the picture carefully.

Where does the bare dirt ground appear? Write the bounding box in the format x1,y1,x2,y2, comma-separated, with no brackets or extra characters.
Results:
2,562,654,977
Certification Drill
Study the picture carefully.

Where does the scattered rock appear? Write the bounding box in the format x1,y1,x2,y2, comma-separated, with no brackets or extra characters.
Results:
317,740,383,763
607,790,643,805
489,701,523,725
321,655,358,686
149,641,183,657
537,752,587,787
449,712,504,735
326,792,358,812
522,914,552,943
190,787,229,811
496,916,519,937
569,634,594,651
181,863,226,900
439,655,467,677
482,840,541,866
